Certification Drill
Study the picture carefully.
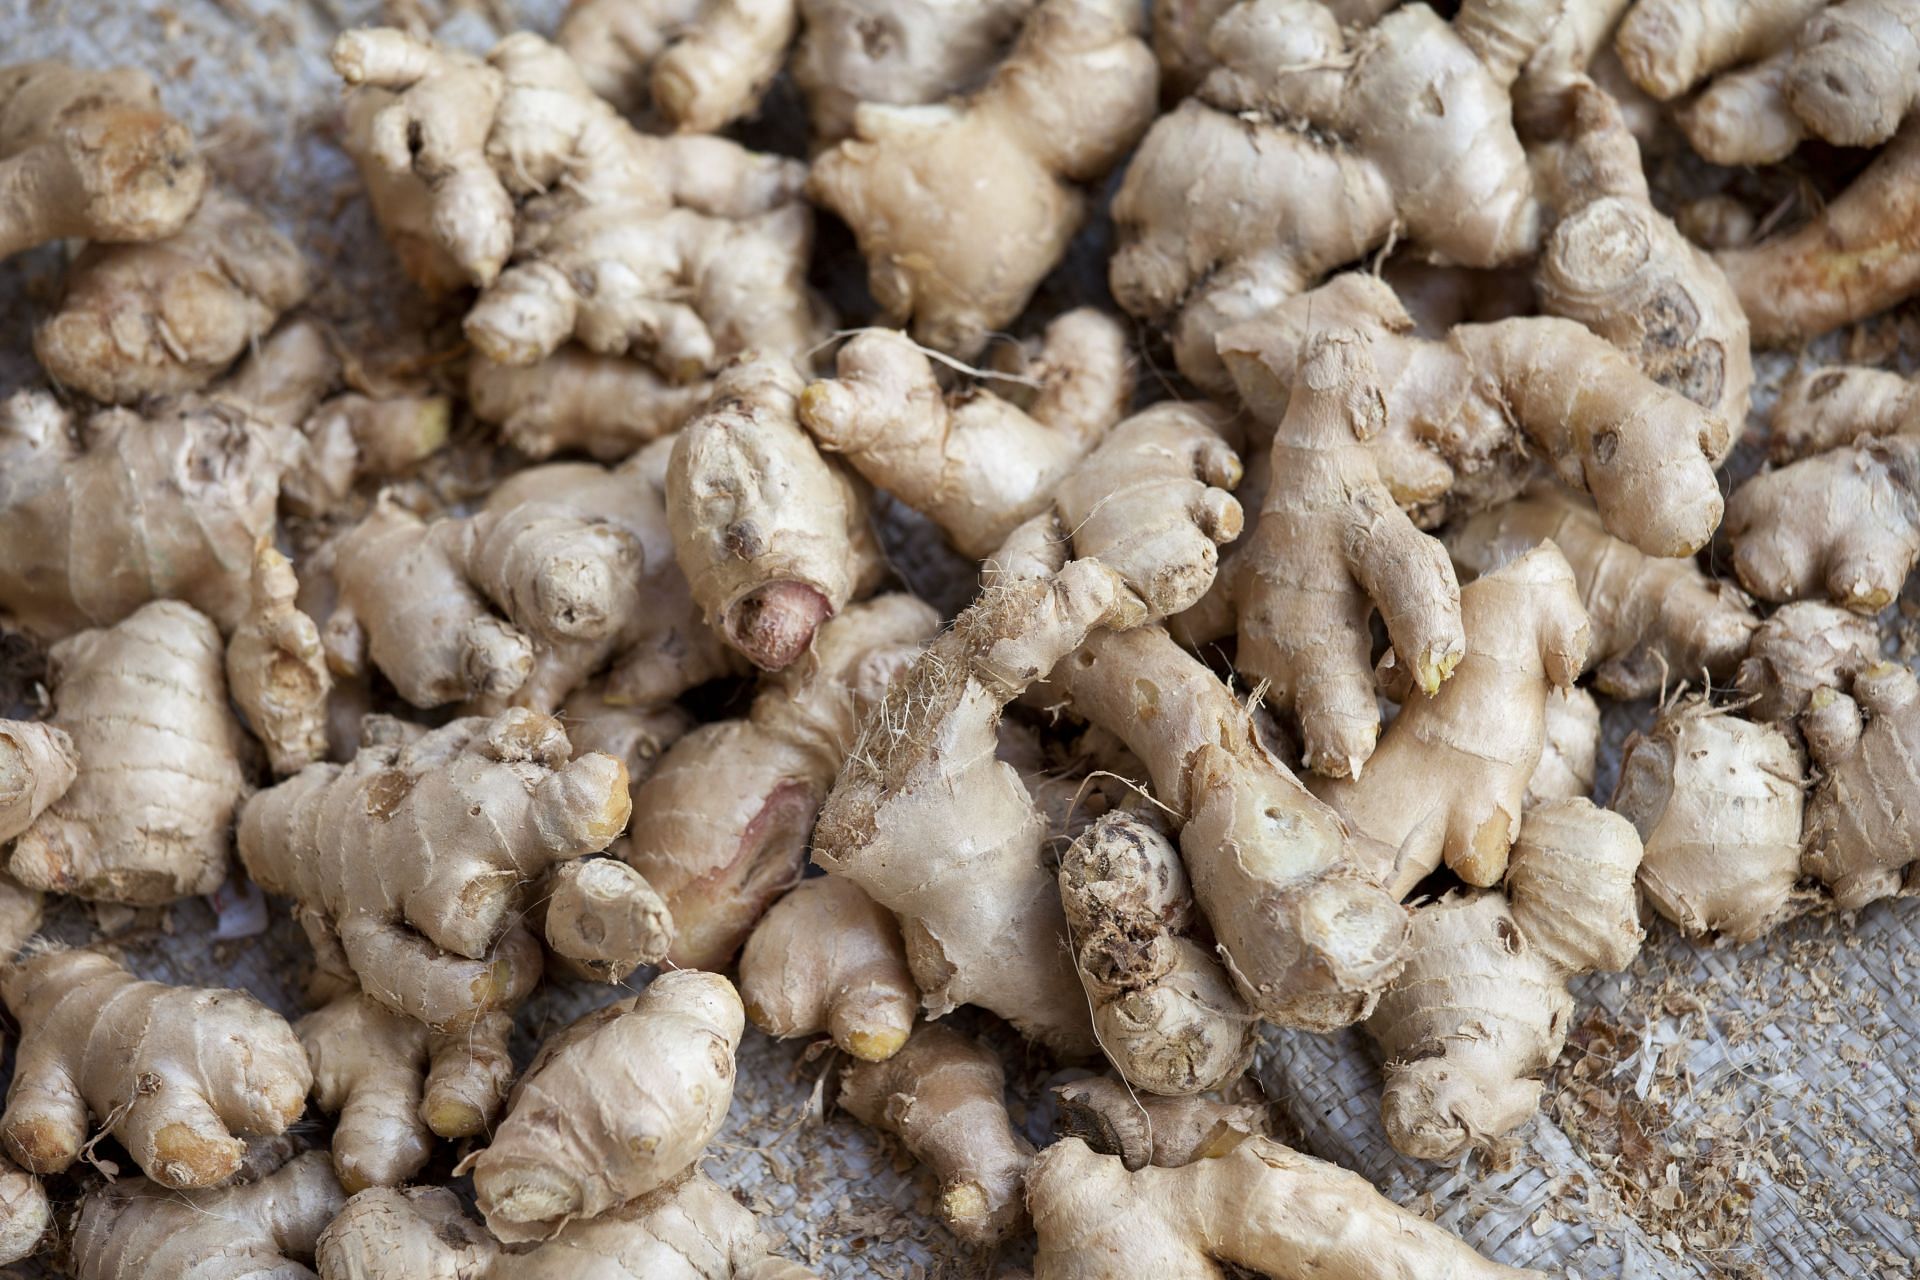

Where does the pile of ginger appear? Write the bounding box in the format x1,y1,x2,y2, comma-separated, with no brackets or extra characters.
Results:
3,0,1920,1276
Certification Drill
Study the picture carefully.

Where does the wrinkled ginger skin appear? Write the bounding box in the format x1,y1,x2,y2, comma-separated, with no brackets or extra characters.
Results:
1368,800,1643,1161
1052,1076,1268,1171
470,347,709,462
839,1024,1034,1246
1771,362,1920,460
0,722,75,846
794,0,1037,143
72,1150,346,1280
1612,701,1805,942
0,389,288,640
1447,485,1756,700
1726,436,1920,614
1058,811,1258,1095
1784,0,1920,148
557,0,797,131
36,190,309,405
0,1155,47,1267
1314,543,1592,900
668,355,884,671
0,949,311,1190
0,61,207,260
1224,327,1464,780
9,602,246,904
625,595,938,970
1112,0,1549,394
318,1170,820,1279
1051,625,1408,1034
808,0,1158,357
239,710,629,1030
1737,602,1883,725
798,308,1131,559
1534,79,1752,429
1613,0,1824,100
472,971,743,1244
1217,272,1730,558
1803,663,1920,909
739,876,917,1061
1028,1136,1537,1279
228,543,333,777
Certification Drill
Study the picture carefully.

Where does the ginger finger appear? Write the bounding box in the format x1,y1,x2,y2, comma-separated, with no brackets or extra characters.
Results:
1803,662,1920,909
739,875,916,1061
228,544,332,777
1052,1076,1268,1171
1771,362,1920,461
1736,601,1883,725
1526,686,1601,809
0,723,75,846
470,347,709,462
557,0,797,131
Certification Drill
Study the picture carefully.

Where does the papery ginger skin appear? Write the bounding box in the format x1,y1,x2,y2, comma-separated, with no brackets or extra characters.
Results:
0,61,207,260
1027,1135,1537,1279
0,948,311,1190
471,970,742,1243
71,1149,346,1280
739,876,917,1061
1738,602,1882,726
239,710,629,1030
36,189,309,405
808,0,1158,356
1803,662,1920,909
9,601,247,904
839,1023,1033,1245
0,722,75,846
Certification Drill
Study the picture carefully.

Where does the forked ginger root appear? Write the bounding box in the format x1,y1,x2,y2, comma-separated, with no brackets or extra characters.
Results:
1802,662,1920,909
318,1169,818,1279
227,543,332,777
813,405,1242,1053
0,61,206,260
668,355,885,671
299,993,514,1192
798,308,1132,559
1052,1076,1269,1171
0,949,310,1189
1448,484,1756,699
1059,811,1257,1095
1737,602,1882,726
839,1023,1033,1245
1113,0,1557,393
809,0,1157,356
557,0,796,130
625,594,937,969
35,189,309,405
1027,1135,1536,1279
1367,799,1643,1160
470,347,708,462
240,710,634,1029
1612,699,1806,942
71,1150,345,1280
739,875,917,1061
9,601,246,904
0,723,75,846
1313,543,1592,899
469,970,741,1243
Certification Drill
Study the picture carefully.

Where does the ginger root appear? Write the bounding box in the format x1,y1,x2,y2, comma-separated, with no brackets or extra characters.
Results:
470,970,742,1243
470,347,708,462
1527,686,1602,809
0,61,206,260
1059,810,1258,1095
1052,1076,1268,1171
239,710,633,1029
1771,361,1920,461
1737,602,1883,725
228,543,332,777
809,0,1157,356
317,1169,818,1279
813,406,1241,1053
1313,543,1592,899
1725,435,1920,613
557,0,796,130
35,189,308,405
72,1150,345,1280
739,875,917,1061
668,355,885,671
1113,0,1558,393
0,1155,46,1267
1217,271,1730,557
1448,484,1756,699
9,601,246,904
798,308,1131,560
625,594,937,969
1803,662,1920,909
0,722,75,846
1028,1135,1537,1278
298,992,514,1193
1612,699,1806,941
838,1023,1034,1245
0,948,311,1189
1367,799,1644,1160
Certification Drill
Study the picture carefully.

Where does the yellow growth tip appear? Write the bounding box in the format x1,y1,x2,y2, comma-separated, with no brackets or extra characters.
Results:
940,1182,989,1228
1415,648,1462,696
845,1026,909,1061
424,1098,486,1139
